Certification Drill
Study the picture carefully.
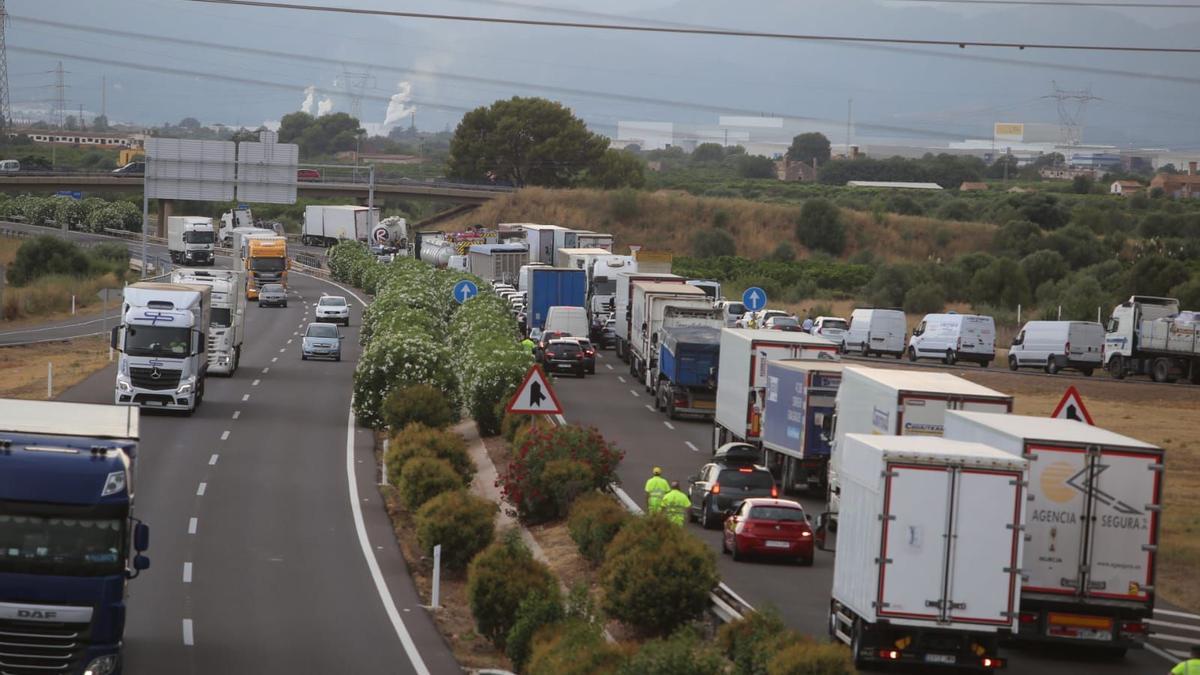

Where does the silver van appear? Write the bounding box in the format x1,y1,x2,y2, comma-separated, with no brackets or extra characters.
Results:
1008,320,1103,375
0,160,19,173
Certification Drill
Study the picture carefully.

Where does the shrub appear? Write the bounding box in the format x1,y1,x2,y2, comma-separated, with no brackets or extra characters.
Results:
692,228,737,258
381,384,456,432
767,640,856,675
526,619,626,675
567,491,631,565
352,327,457,428
968,258,1030,308
500,409,532,443
718,607,790,675
467,531,559,648
600,515,718,637
6,236,91,285
386,423,475,486
505,591,564,672
499,424,624,523
415,490,495,572
769,241,796,262
618,627,727,675
903,282,945,315
609,188,640,220
398,457,462,511
795,198,846,256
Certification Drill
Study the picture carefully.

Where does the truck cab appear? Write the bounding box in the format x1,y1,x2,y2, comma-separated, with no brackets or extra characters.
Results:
166,217,215,266
112,283,210,413
0,399,150,675
243,235,289,300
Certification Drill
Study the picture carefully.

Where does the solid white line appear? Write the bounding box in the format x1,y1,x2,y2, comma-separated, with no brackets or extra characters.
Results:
605,364,613,370
220,430,230,441
617,375,626,383
1154,609,1200,620
663,421,675,430
644,404,655,412
187,518,198,535
1144,641,1184,664
232,411,241,420
182,619,194,646
196,482,207,496
344,404,431,675
262,367,270,374
209,454,218,465
271,356,278,363
183,562,193,583
1150,632,1197,644
242,393,250,401
686,441,700,452
1148,619,1200,633
252,379,260,386
630,389,639,397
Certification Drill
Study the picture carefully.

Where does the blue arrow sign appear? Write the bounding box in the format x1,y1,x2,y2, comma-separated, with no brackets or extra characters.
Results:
742,286,767,312
453,279,479,304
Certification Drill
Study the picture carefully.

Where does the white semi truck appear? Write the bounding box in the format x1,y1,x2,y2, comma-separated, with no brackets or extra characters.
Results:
628,282,714,386
112,282,211,414
944,411,1163,656
614,271,683,361
1104,295,1200,383
219,207,254,245
167,216,216,266
828,434,1026,670
171,268,247,376
302,205,379,247
587,254,633,316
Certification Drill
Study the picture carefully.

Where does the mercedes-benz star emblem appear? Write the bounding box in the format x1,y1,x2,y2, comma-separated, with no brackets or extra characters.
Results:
150,368,161,380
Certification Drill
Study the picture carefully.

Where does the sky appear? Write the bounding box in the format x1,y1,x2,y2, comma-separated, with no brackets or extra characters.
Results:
7,0,1200,150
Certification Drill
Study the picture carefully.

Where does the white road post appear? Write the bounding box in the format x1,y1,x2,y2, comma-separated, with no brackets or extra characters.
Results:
47,362,53,399
71,294,75,315
379,438,389,487
1016,304,1021,327
431,544,442,610
1058,305,1062,320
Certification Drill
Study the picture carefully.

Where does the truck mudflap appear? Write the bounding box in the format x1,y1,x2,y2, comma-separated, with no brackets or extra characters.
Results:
831,601,1007,670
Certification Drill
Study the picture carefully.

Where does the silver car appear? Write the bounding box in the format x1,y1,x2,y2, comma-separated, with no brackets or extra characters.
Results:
315,295,350,326
301,322,342,361
258,283,288,308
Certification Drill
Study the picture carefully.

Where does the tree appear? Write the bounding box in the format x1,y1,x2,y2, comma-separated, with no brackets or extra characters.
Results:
691,143,725,163
91,115,109,132
178,117,202,130
986,154,1019,179
736,155,777,179
969,258,1030,308
278,111,363,158
63,115,78,131
692,229,736,258
1127,256,1190,297
794,198,846,255
1072,174,1094,194
588,149,645,189
448,97,608,187
1020,250,1069,291
786,132,831,166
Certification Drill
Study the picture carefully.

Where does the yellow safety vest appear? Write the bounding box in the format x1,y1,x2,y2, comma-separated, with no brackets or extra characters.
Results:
1172,658,1200,675
644,475,670,514
661,489,690,526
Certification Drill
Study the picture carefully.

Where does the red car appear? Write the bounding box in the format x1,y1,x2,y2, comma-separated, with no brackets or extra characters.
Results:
722,498,814,565
297,168,321,181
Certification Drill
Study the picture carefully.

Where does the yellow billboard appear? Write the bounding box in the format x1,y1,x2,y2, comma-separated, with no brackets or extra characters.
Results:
994,123,1025,140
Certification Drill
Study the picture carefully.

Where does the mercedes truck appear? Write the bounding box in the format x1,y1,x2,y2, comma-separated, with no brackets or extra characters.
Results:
112,282,211,413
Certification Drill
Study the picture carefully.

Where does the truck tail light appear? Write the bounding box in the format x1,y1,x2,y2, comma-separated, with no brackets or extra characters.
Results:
711,483,721,495
546,351,556,358
576,353,584,360
1018,612,1038,624
878,650,901,660
1065,340,1071,354
1119,621,1147,635
982,657,1005,669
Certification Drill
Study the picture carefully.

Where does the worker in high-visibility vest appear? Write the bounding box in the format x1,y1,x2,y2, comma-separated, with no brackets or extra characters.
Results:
644,467,670,514
660,481,691,527
1171,645,1200,675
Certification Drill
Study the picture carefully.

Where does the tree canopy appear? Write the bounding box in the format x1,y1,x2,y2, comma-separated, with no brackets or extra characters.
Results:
786,132,831,166
278,111,364,158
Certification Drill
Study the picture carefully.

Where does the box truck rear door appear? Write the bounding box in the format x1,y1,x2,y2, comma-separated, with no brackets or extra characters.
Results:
946,468,1023,626
1083,447,1161,602
878,464,950,622
1024,445,1089,596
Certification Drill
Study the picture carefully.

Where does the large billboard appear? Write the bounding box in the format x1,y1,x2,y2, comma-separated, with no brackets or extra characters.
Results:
994,123,1025,142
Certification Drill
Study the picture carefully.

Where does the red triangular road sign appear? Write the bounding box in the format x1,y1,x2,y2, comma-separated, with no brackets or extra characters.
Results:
1051,385,1094,425
506,365,564,415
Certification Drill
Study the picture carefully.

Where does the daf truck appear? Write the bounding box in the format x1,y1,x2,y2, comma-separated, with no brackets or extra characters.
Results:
112,282,211,413
166,216,216,266
761,360,844,494
171,268,247,376
0,399,150,675
242,234,289,300
945,411,1163,656
829,434,1025,670
1104,295,1200,383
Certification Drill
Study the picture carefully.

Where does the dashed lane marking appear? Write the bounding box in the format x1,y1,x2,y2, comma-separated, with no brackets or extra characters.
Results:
252,379,260,386
262,367,270,374
209,454,219,466
241,394,250,402
663,421,675,430
196,482,207,496
220,430,230,441
686,441,700,452
644,404,655,412
183,562,193,583
630,389,639,398
605,364,613,370
188,518,198,535
271,357,278,363
232,411,241,420
182,619,194,646
617,376,626,383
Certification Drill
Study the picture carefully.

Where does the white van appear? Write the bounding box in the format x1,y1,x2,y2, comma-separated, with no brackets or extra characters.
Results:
1008,320,1103,375
544,306,589,337
714,300,746,327
907,312,996,366
843,308,906,358
0,160,19,173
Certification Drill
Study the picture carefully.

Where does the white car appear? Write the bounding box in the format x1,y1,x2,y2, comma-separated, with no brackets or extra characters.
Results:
812,316,848,343
315,295,350,326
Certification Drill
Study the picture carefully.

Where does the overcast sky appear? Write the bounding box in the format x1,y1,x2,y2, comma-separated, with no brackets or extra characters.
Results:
8,0,1200,149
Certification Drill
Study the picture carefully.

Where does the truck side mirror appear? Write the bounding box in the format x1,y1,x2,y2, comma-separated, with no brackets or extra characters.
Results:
193,330,205,355
110,325,121,351
134,522,150,552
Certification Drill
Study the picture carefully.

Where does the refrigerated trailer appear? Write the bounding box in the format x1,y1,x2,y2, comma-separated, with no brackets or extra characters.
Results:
468,243,528,284
613,271,683,361
944,411,1163,656
829,434,1025,670
761,360,844,494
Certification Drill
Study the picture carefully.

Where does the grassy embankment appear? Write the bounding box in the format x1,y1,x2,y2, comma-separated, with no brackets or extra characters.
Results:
0,237,124,323
0,336,111,399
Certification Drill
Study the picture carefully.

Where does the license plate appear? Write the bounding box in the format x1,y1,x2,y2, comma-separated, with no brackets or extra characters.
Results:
1047,626,1112,641
693,400,716,410
765,541,791,549
924,654,956,664
556,363,572,369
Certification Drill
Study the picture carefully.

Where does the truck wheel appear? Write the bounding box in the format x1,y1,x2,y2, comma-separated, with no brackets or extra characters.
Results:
667,398,678,420
1008,355,1018,371
1152,358,1176,383
1081,367,1094,377
907,347,917,362
233,346,240,374
944,350,957,365
731,537,743,561
1108,355,1126,379
1047,358,1060,375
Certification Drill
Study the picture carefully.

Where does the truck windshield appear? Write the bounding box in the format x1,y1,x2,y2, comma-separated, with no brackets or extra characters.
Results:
184,231,215,244
250,258,286,272
593,279,616,295
125,325,191,357
211,307,231,328
0,513,124,577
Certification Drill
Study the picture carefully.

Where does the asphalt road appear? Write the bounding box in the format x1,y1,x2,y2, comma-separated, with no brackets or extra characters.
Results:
551,349,1176,675
53,269,458,674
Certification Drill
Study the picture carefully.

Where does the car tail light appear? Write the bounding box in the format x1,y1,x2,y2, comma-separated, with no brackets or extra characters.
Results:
770,485,778,498
546,351,556,358
586,349,595,356
711,483,721,495
982,657,1004,669
878,650,901,660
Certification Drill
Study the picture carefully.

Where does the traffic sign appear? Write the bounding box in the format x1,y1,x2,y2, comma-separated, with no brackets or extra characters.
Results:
55,190,82,200
452,279,479,304
742,286,767,312
506,365,563,415
1051,385,1094,425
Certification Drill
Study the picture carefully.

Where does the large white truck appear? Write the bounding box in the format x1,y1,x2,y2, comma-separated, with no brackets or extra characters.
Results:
468,243,529,284
167,216,216,266
944,412,1163,656
588,254,633,316
112,282,212,413
827,366,1012,519
614,271,683,361
628,282,713,384
512,223,567,264
302,205,379,247
713,329,841,449
828,434,1026,670
171,268,247,376
1104,295,1200,383
219,207,254,245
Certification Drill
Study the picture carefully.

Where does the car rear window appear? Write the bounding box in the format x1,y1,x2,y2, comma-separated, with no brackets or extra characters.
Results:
821,319,848,331
719,469,774,490
320,297,347,306
549,343,580,355
307,324,339,338
748,506,805,522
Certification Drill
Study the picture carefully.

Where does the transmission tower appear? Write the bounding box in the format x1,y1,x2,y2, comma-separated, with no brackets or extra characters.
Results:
1043,81,1100,147
0,0,11,130
335,68,374,122
53,61,68,128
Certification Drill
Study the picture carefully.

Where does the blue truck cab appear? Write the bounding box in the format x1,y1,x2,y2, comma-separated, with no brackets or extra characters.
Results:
655,325,721,419
0,400,149,675
760,360,844,493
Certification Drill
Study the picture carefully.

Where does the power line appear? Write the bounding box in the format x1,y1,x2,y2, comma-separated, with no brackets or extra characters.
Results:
186,0,1200,53
887,0,1200,7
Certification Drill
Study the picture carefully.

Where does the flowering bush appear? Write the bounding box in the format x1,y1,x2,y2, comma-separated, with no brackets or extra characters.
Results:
327,240,370,282
351,326,458,428
499,424,624,523
449,292,530,435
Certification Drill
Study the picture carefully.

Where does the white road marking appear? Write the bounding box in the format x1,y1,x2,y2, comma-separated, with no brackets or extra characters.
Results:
209,454,219,466
663,421,675,430
262,367,270,374
287,339,293,345
220,430,230,441
271,356,278,363
232,411,241,420
344,404,431,674
196,482,207,496
278,348,285,353
630,389,639,397
644,404,655,412
241,393,250,401
182,619,194,646
1155,609,1200,620
617,376,625,383
183,562,193,583
252,379,260,386
686,441,700,453
188,518,198,535
293,332,298,336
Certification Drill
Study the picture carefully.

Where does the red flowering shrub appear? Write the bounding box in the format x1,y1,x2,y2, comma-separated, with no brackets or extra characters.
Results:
498,424,624,523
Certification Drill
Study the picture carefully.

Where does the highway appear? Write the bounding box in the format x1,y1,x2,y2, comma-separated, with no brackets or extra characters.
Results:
551,349,1176,675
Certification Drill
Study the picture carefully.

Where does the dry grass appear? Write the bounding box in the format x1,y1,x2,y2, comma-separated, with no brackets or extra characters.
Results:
2,272,124,322
0,336,112,399
436,187,996,262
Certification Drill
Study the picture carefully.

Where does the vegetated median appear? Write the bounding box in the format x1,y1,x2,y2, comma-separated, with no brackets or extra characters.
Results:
326,240,858,674
1,234,128,322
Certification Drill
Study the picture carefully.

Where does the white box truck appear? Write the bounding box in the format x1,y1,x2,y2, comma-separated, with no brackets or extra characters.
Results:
828,434,1025,670
167,216,216,266
827,366,1012,519
512,223,567,264
713,329,841,450
588,255,633,316
171,268,247,376
944,411,1163,656
614,271,683,361
112,282,211,414
302,205,378,247
628,282,714,385
1104,295,1200,383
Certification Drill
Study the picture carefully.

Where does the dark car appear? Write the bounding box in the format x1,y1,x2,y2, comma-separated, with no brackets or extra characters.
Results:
598,319,617,349
535,330,570,362
688,443,777,529
543,338,586,378
257,283,287,308
112,161,145,175
570,337,596,374
722,498,814,565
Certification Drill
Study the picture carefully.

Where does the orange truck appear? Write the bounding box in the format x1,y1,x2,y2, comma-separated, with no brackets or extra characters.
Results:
241,234,289,299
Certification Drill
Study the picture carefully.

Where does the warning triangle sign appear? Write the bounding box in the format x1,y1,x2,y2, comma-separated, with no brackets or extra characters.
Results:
506,365,564,415
1051,385,1094,425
